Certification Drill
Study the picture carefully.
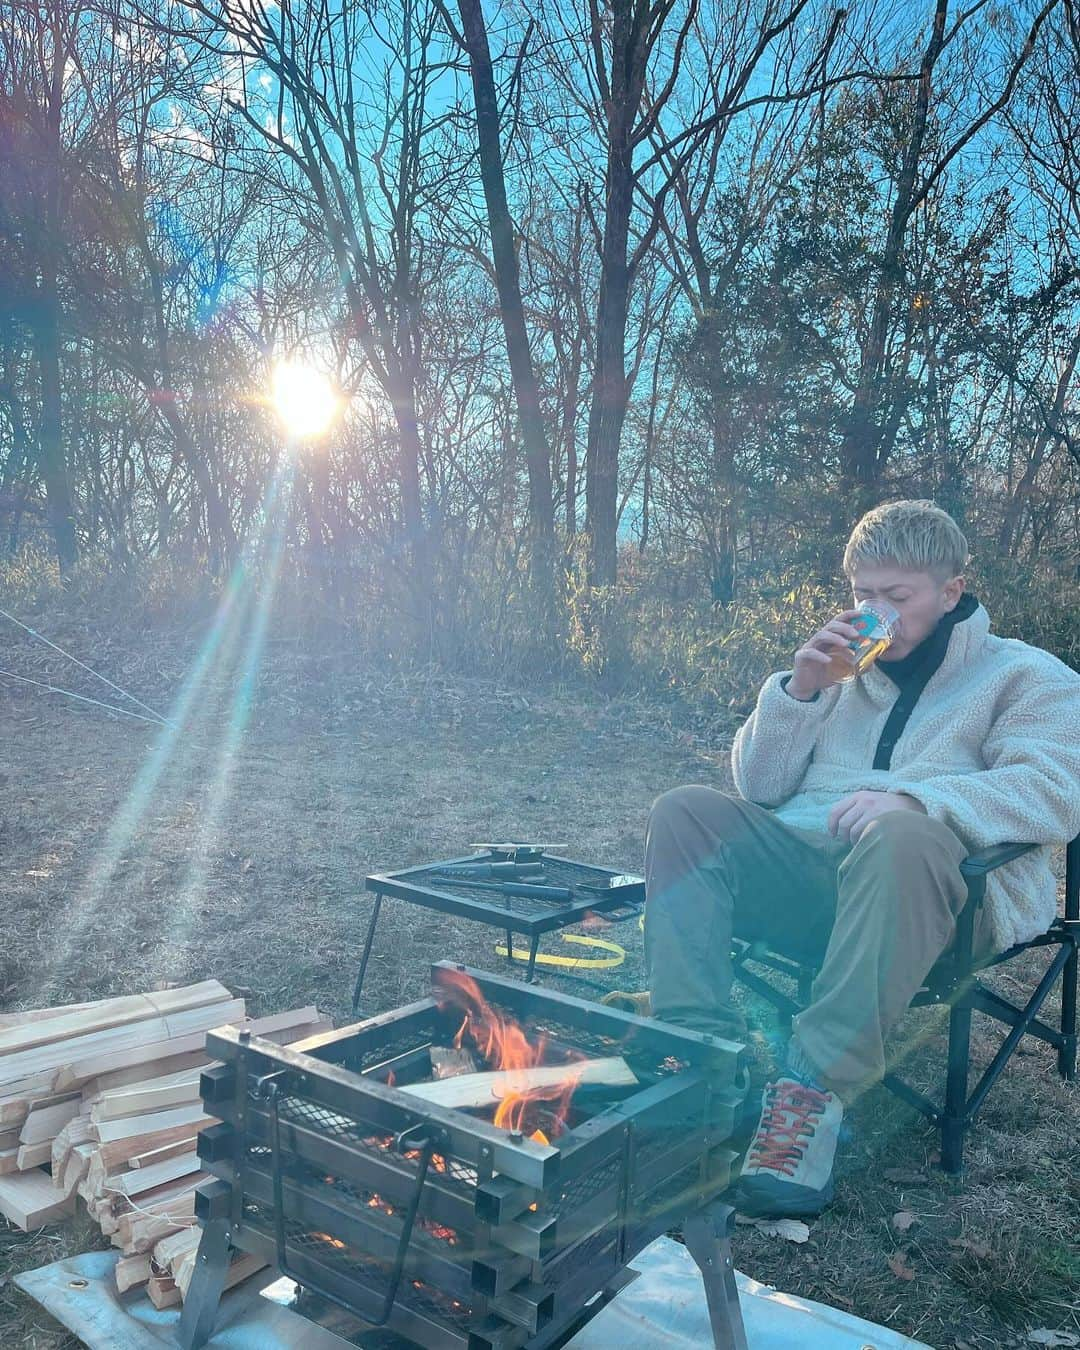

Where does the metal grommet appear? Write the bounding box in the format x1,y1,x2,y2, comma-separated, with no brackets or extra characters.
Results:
67,1278,89,1290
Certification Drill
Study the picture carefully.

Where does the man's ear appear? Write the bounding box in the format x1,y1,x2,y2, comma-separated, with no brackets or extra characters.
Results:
942,575,965,611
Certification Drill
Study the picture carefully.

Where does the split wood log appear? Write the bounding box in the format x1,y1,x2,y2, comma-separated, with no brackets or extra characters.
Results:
0,1147,18,1175
98,1117,216,1173
7,998,245,1085
77,1051,210,1100
51,1114,93,1174
19,1093,81,1145
0,1167,75,1228
93,1102,210,1145
399,1056,637,1110
0,981,232,1057
115,1253,152,1294
88,1073,202,1123
109,1151,202,1197
15,1140,53,1169
175,1249,267,1301
0,995,118,1033
59,1142,95,1199
153,1224,200,1269
129,1135,198,1169
147,1273,181,1309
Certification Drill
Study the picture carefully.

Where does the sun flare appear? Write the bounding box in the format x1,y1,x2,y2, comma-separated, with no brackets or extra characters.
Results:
270,360,341,440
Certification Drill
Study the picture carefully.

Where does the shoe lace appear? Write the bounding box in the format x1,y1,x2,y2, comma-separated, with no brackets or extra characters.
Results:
747,1081,829,1177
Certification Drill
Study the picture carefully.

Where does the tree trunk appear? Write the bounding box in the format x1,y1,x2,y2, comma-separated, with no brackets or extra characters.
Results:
838,0,949,497
36,5,77,573
585,70,636,588
455,0,556,611
998,328,1080,556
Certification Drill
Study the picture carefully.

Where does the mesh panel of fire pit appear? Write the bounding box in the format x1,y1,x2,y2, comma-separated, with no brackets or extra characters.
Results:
193,961,745,1350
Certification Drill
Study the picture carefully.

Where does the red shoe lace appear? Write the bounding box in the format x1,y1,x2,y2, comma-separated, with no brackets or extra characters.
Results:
747,1081,830,1177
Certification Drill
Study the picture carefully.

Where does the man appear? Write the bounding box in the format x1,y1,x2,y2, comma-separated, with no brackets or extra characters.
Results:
644,500,1080,1217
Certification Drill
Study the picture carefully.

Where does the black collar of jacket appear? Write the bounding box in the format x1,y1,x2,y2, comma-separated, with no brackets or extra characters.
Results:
872,591,979,770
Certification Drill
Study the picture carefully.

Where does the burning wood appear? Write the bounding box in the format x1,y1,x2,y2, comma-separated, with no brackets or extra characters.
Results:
400,1058,637,1114
429,1046,478,1080
414,968,638,1137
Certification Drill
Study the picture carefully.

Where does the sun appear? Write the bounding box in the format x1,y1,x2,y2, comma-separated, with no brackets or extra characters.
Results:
270,360,341,440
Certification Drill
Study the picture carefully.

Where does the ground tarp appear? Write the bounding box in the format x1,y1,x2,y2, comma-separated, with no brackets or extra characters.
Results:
15,1237,932,1349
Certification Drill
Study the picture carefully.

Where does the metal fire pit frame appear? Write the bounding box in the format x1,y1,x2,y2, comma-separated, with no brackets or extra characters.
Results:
178,963,747,1350
352,854,645,1012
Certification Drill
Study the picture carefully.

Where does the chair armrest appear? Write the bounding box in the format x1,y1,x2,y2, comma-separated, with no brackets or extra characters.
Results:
959,842,1038,880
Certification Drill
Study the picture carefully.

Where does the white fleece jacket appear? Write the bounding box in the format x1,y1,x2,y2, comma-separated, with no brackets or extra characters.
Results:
731,603,1080,950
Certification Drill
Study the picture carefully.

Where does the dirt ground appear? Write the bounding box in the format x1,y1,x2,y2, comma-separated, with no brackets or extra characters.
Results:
0,626,1078,1349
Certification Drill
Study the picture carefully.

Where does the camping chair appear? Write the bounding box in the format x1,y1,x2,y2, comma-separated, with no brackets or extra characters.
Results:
731,833,1080,1173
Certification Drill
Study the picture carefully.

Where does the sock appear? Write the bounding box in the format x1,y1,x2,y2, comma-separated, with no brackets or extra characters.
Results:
785,1038,829,1093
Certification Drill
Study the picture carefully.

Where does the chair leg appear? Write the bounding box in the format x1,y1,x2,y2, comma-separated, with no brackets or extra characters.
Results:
941,999,973,1174
1059,939,1077,1081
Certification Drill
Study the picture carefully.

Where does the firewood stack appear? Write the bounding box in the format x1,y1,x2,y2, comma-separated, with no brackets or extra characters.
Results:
0,981,331,1304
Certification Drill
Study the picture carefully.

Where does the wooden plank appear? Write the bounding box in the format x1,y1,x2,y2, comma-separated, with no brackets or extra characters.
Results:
115,1253,151,1294
399,1056,637,1109
59,1142,94,1199
153,1224,200,1270
0,981,233,1057
0,1071,59,1099
177,1250,266,1301
91,1076,201,1124
51,1001,245,1089
94,1101,211,1144
15,1140,53,1169
77,1051,210,1101
0,996,118,1032
51,1114,92,1174
129,1135,199,1169
19,1094,81,1145
120,1191,200,1253
243,1007,319,1038
0,1147,18,1176
111,1152,202,1197
147,1274,180,1309
0,1168,75,1229
96,1114,217,1172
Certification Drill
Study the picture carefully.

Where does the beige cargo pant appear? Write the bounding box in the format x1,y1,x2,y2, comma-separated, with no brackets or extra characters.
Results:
644,787,998,1098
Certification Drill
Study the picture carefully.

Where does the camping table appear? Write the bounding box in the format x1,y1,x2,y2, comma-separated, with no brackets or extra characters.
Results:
350,851,644,1012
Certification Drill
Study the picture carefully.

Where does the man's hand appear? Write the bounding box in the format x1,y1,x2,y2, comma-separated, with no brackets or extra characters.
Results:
827,791,927,844
786,610,864,700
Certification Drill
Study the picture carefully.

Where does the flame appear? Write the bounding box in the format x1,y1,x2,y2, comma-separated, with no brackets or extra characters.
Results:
311,1232,347,1249
437,970,581,1138
387,1069,396,1088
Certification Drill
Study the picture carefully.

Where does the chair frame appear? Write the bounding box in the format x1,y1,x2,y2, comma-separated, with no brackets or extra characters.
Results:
731,834,1080,1173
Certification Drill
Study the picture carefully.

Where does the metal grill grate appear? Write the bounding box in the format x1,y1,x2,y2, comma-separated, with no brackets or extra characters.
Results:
245,1200,476,1331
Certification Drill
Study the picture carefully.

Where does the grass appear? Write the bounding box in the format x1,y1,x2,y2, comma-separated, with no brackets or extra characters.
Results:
0,618,1077,1350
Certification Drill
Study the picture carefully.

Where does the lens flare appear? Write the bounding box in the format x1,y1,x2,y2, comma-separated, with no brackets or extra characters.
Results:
271,360,340,440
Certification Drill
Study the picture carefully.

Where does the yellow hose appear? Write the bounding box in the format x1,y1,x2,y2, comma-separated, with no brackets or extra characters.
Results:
494,932,627,970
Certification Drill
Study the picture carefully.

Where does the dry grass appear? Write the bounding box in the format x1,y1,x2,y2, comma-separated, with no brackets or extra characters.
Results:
0,624,1077,1350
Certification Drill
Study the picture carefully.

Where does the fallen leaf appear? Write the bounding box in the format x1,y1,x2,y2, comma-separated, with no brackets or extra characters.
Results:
892,1210,917,1233
751,1218,811,1243
884,1168,929,1185
888,1250,916,1281
949,1235,992,1260
1027,1332,1080,1347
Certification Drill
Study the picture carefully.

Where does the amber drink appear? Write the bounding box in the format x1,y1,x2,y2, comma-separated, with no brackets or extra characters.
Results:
826,600,899,683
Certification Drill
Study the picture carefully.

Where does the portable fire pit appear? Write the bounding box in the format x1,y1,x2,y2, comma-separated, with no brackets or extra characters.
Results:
179,962,749,1350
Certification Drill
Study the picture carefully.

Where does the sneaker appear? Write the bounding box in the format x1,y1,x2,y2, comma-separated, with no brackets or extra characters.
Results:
736,1076,842,1218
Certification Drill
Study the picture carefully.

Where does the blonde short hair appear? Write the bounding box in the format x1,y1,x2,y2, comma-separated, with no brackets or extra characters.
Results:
843,500,968,582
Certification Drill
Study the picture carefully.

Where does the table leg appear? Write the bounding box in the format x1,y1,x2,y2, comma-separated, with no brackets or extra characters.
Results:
351,893,383,1015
